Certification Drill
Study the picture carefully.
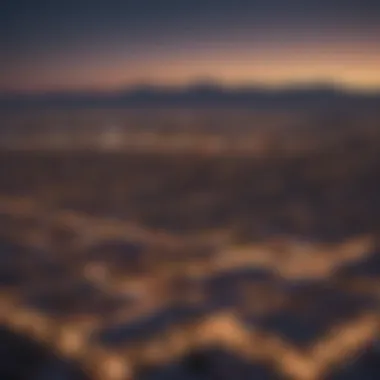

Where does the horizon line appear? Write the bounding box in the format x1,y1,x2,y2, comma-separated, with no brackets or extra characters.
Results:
2,79,380,98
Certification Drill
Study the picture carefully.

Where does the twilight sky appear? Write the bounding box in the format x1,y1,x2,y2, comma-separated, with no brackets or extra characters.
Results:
1,0,380,93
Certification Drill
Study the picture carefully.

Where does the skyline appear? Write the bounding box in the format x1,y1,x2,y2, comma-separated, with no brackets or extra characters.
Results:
2,0,380,93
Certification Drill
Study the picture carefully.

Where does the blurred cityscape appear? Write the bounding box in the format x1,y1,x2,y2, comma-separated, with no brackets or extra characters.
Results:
1,106,380,380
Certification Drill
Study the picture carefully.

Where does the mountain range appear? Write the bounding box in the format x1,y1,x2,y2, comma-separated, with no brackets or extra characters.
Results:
1,83,380,109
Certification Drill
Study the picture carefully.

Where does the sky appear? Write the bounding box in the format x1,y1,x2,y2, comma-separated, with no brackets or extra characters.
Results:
1,0,380,93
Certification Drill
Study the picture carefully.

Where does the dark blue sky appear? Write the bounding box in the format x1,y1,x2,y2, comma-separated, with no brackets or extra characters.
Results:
1,0,380,93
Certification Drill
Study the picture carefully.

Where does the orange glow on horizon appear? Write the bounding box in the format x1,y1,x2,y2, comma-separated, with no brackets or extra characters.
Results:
3,39,380,93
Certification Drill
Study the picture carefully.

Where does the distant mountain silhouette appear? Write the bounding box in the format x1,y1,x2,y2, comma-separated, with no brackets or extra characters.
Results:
1,83,380,109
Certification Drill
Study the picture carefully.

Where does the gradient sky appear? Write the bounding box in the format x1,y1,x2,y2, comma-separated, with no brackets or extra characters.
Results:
1,0,380,93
